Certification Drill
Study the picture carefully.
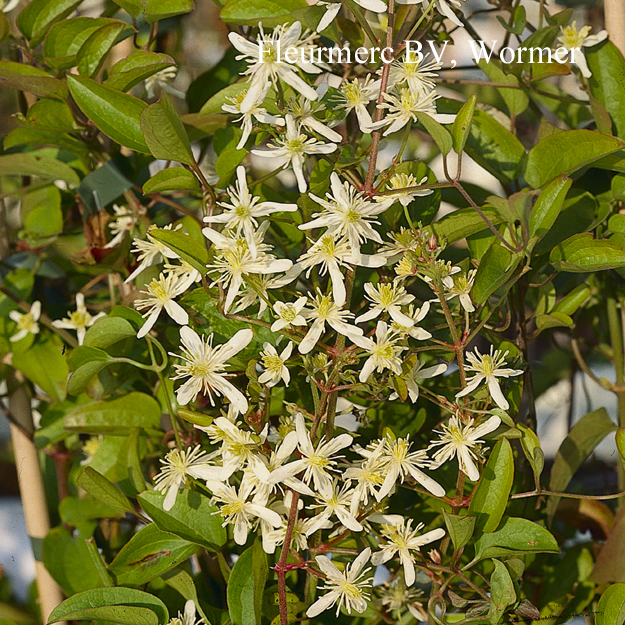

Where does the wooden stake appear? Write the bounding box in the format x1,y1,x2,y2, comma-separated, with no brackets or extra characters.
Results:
605,0,625,56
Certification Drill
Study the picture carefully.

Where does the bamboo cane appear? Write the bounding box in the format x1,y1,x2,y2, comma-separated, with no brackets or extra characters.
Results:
605,0,625,56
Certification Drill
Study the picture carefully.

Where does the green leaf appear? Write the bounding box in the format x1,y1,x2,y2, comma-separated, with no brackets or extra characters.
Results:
488,560,517,624
442,511,475,552
108,524,199,586
525,129,624,188
550,233,625,272
529,175,572,239
478,59,528,118
140,93,195,165
117,428,147,496
517,423,544,484
68,75,150,153
452,94,476,154
143,0,196,23
547,408,616,522
468,517,559,566
215,145,247,182
105,52,176,92
468,438,514,533
221,0,307,27
48,587,169,625
17,0,83,47
16,98,76,131
149,228,208,275
78,21,129,78
617,429,625,470
0,153,80,186
0,60,69,100
0,12,10,42
112,0,142,16
143,167,200,194
535,311,573,331
552,284,591,315
84,316,136,349
596,583,625,625
138,489,227,552
64,392,162,434
162,569,211,625
418,113,452,156
59,494,126,525
21,184,63,237
472,244,513,305
227,542,268,625
77,466,135,514
432,207,504,244
67,345,113,395
587,41,625,140
43,17,109,70
12,337,68,402
43,527,112,594
78,159,134,213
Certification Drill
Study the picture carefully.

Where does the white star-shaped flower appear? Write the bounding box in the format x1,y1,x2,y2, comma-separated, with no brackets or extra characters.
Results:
271,296,308,332
169,325,253,410
258,341,293,387
556,21,607,78
9,301,41,343
455,346,523,410
351,321,407,383
356,281,415,327
428,414,501,481
52,293,106,345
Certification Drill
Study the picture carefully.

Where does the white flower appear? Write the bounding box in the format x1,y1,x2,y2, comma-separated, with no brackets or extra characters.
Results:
351,321,407,383
306,549,372,618
391,359,448,402
396,0,466,28
1,0,20,13
378,578,428,622
360,435,445,499
251,114,337,192
298,290,363,355
170,325,253,410
104,205,138,249
375,173,433,208
166,600,203,625
271,412,353,493
134,273,189,338
444,269,476,313
222,90,285,150
259,341,293,387
371,518,445,585
377,87,456,137
230,272,298,318
336,76,379,133
207,479,283,545
556,21,608,78
344,439,386,513
164,260,203,293
201,416,260,477
307,480,363,535
316,1,341,32
271,296,308,332
356,281,415,327
386,55,442,95
300,173,393,263
205,166,297,259
288,95,342,143
203,225,292,313
9,301,41,342
229,21,321,113
144,66,184,99
154,446,223,511
52,293,106,345
125,224,182,283
429,414,501,481
456,346,523,411
389,303,432,341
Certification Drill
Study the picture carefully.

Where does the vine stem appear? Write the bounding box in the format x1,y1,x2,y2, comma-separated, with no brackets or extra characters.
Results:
276,491,301,625
363,0,396,194
510,488,625,501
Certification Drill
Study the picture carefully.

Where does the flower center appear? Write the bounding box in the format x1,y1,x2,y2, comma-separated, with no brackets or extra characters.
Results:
262,353,284,374
17,313,36,331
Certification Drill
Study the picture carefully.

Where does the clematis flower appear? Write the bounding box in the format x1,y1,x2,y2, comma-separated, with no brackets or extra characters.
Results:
205,166,297,259
288,95,342,143
306,480,363,535
271,296,308,332
375,173,433,208
428,414,501,481
396,0,467,28
9,301,41,343
154,446,223,511
251,114,337,192
444,269,477,313
391,359,448,403
371,518,445,585
385,55,442,95
1,0,20,13
351,321,407,383
169,325,253,410
52,293,106,345
356,281,415,327
258,341,293,387
222,90,285,150
166,600,204,625
104,205,138,249
376,87,456,137
306,549,372,618
125,224,182,283
300,173,393,263
556,21,608,78
229,21,322,113
134,273,189,338
455,346,523,410
336,76,379,133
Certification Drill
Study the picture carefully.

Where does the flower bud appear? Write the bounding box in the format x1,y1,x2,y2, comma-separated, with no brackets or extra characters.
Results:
427,234,438,251
429,549,441,564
